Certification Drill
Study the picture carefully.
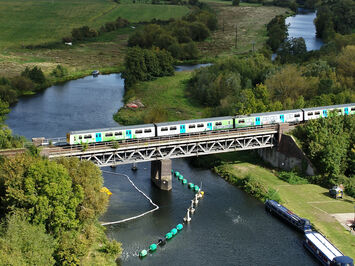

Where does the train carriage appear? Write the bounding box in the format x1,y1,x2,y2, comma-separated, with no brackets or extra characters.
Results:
235,109,303,127
303,103,355,121
155,116,234,137
67,124,155,145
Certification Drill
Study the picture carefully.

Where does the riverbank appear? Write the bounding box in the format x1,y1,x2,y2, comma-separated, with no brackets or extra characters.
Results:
191,151,355,258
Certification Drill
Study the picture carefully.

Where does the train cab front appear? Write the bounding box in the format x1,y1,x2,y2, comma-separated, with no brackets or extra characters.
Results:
333,256,354,266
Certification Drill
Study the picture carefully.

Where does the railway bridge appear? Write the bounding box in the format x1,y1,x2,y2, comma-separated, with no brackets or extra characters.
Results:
35,124,290,190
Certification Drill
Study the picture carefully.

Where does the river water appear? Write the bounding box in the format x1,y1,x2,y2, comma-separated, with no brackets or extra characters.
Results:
286,9,323,51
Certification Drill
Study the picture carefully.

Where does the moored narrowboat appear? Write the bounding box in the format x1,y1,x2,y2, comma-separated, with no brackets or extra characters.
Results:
265,200,312,232
304,231,353,266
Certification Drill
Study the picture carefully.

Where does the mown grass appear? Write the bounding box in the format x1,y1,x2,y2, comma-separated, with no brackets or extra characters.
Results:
212,151,355,258
0,0,189,47
114,71,212,125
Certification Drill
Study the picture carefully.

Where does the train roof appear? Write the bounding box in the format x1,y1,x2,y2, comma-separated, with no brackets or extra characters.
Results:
69,123,155,134
302,103,354,111
236,109,302,118
155,116,234,127
305,231,343,260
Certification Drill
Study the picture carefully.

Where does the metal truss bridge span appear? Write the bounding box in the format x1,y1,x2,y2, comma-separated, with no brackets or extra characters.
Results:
43,125,279,167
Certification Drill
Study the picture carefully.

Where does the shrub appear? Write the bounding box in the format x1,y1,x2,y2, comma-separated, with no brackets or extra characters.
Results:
278,171,309,184
51,65,68,78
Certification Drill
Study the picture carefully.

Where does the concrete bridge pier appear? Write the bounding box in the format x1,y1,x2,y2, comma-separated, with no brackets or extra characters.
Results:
151,159,172,191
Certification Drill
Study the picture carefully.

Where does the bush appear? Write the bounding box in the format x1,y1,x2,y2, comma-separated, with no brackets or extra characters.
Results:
10,76,36,92
278,171,309,184
51,65,68,78
21,66,46,84
232,0,240,6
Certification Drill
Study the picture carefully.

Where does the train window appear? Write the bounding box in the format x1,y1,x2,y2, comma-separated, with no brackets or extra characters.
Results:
197,124,204,128
105,133,113,137
315,111,320,115
161,127,168,131
170,126,177,130
79,136,82,139
238,120,245,123
135,130,142,134
115,132,122,136
307,112,313,116
337,109,342,113
351,107,355,111
215,122,222,126
84,134,92,139
144,129,152,133
188,124,196,128
294,114,300,118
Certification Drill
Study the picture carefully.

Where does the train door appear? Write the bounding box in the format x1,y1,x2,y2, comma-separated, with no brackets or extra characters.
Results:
180,125,186,134
323,110,327,117
95,133,102,142
280,114,285,123
255,117,261,126
207,122,212,130
126,130,132,139
344,107,349,115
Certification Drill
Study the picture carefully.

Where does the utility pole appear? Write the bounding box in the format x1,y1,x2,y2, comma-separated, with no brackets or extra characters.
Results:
235,24,238,49
222,12,225,33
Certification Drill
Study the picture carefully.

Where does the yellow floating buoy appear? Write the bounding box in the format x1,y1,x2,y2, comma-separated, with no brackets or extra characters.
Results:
100,187,112,196
200,191,204,196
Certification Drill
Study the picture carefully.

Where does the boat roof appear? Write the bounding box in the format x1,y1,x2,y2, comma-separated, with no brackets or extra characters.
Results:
69,124,155,134
155,116,234,127
266,200,303,221
302,103,354,111
305,232,343,260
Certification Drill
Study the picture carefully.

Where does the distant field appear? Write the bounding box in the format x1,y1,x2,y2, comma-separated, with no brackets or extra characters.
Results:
0,0,189,47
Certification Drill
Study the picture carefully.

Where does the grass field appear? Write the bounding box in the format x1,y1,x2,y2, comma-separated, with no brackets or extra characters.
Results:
0,0,189,47
198,2,291,56
214,152,355,258
0,0,189,77
114,71,212,124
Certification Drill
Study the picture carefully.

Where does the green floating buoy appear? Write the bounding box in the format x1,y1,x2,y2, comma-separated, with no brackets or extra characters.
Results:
171,228,178,236
139,249,148,257
149,244,157,251
165,232,172,239
175,171,180,176
171,169,174,173
178,175,183,181
188,183,194,189
176,224,183,231
182,179,187,184
194,185,200,191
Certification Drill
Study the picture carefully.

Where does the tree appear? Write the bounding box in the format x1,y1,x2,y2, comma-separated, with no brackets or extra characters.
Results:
21,66,46,84
50,65,68,78
0,213,56,265
278,37,307,64
232,0,240,6
335,45,355,89
0,155,84,236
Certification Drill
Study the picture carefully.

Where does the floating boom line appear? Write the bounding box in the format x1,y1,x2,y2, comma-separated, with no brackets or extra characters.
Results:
100,170,159,226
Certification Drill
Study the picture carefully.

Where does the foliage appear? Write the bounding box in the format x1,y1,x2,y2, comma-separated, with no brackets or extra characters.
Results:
277,37,307,64
55,157,109,222
0,155,84,235
278,171,309,184
0,213,56,265
0,125,25,149
21,66,46,84
122,46,174,88
315,0,355,40
294,114,354,193
71,26,98,41
232,0,240,6
266,15,288,52
50,65,68,78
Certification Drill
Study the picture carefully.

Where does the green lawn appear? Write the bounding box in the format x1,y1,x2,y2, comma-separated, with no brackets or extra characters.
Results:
214,151,355,258
0,0,189,47
114,71,212,125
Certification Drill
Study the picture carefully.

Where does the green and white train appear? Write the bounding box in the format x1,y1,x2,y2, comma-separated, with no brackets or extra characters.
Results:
66,103,355,145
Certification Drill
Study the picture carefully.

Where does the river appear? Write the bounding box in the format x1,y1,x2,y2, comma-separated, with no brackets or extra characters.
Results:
286,9,323,51
6,65,317,265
